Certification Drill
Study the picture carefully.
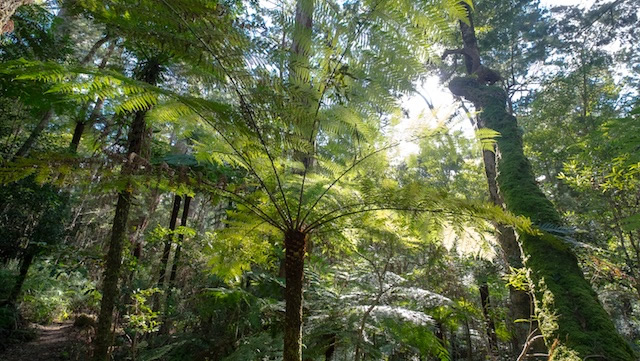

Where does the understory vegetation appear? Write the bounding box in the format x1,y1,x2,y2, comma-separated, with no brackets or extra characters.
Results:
0,0,639,360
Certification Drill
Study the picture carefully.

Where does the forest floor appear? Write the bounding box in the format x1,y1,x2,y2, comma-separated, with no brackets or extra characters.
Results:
0,321,89,361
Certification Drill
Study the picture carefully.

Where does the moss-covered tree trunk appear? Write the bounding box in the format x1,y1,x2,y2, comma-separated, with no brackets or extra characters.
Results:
445,7,635,360
482,146,532,351
283,229,308,361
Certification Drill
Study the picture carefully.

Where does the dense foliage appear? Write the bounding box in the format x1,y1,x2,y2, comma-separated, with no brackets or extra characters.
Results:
0,0,639,360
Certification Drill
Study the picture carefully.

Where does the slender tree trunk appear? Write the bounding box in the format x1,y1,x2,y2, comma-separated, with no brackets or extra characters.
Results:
13,109,53,159
479,282,498,354
168,195,191,287
93,57,162,358
464,318,473,361
152,194,182,313
80,34,111,65
160,195,191,334
69,98,104,153
283,229,308,361
92,109,150,361
6,248,35,305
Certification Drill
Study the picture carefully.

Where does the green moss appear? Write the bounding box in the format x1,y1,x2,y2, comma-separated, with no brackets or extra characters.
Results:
522,232,635,360
449,76,636,361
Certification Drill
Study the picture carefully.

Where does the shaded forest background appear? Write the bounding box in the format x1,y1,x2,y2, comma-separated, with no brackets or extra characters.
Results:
0,0,639,360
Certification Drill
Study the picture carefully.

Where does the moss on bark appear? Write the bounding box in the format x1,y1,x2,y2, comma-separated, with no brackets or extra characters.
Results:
450,76,635,361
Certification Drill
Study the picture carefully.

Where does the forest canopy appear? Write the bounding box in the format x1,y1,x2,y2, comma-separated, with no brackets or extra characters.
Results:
0,0,639,360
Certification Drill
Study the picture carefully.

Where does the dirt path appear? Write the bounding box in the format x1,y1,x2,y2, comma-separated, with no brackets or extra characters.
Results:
0,322,86,361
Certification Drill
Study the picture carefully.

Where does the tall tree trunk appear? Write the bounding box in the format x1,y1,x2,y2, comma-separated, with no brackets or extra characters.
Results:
463,318,473,361
446,10,635,358
283,229,308,361
92,58,161,360
282,0,313,359
92,108,151,361
482,133,532,350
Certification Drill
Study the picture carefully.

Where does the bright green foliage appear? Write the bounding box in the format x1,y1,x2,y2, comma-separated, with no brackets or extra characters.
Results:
0,0,638,360
126,288,162,334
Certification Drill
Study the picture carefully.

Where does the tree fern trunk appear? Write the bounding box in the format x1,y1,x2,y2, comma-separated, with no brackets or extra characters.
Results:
284,229,307,361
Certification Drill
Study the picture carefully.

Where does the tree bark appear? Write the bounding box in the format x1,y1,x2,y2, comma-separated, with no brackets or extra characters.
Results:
283,229,308,361
464,318,473,361
92,108,151,361
283,0,313,358
482,139,532,350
